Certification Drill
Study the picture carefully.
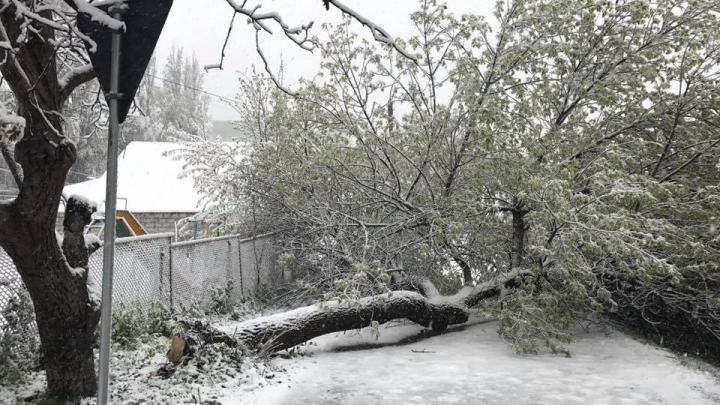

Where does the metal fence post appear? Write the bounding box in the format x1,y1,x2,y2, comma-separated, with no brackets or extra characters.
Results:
237,236,243,300
159,247,164,298
226,239,232,294
168,237,174,312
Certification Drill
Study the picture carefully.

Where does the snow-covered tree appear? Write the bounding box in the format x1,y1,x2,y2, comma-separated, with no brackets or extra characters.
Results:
185,0,720,357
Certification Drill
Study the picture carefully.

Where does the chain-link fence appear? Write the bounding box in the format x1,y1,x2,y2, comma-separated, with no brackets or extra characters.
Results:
0,233,279,331
87,234,173,312
0,248,25,330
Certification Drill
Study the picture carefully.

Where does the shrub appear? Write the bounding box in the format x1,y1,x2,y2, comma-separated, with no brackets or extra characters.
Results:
0,288,40,385
108,302,173,350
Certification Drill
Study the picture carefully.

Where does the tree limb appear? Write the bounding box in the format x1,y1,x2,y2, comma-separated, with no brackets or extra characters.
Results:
169,291,468,361
0,139,23,188
59,64,97,105
326,0,417,62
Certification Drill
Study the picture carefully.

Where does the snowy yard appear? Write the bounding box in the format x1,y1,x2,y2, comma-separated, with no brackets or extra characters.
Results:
2,311,720,404
220,316,720,405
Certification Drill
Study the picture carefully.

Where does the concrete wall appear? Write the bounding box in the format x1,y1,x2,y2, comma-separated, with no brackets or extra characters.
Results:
56,211,197,236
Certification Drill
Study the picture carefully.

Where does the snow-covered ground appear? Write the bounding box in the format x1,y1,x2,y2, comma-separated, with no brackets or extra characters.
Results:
220,315,720,405
2,313,719,404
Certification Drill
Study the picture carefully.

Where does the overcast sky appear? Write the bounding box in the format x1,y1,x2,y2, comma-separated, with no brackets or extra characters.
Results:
153,0,495,121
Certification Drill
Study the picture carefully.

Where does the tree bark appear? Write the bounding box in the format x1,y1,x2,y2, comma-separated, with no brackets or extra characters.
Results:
2,220,100,398
510,197,528,271
0,5,101,398
62,195,98,268
167,266,534,368
0,129,101,399
170,291,469,359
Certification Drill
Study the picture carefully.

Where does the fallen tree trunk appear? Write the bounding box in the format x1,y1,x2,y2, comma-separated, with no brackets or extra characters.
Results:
166,269,534,365
167,291,468,362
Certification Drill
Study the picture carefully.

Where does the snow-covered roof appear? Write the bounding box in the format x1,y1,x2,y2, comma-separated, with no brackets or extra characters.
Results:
61,142,201,213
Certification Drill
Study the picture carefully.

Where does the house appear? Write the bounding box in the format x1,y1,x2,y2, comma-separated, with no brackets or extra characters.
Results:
59,141,205,236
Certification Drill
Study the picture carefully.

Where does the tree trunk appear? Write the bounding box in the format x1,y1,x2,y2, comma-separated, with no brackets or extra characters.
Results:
169,267,533,364
0,4,102,399
451,250,474,285
510,198,528,271
4,226,100,398
167,266,536,368
169,291,469,360
0,123,101,399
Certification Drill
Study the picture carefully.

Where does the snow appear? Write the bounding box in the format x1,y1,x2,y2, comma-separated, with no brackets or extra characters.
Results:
420,278,440,299
216,291,426,334
68,266,86,278
84,233,102,250
3,308,719,404
0,101,26,141
221,316,720,405
0,303,283,404
73,0,126,32
60,142,202,213
58,64,94,89
68,193,98,211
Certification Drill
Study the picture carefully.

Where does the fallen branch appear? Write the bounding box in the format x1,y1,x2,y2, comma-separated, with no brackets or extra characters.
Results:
168,291,468,362
391,268,533,308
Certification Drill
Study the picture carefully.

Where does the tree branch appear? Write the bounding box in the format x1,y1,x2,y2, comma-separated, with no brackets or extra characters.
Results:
326,0,417,62
659,137,720,183
59,64,97,105
169,291,468,361
0,139,23,188
204,13,235,72
214,0,417,95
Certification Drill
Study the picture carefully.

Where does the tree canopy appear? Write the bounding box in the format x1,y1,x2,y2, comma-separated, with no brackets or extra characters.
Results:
182,0,720,356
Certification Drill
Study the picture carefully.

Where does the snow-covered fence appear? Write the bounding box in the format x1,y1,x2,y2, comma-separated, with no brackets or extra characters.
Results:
0,233,279,331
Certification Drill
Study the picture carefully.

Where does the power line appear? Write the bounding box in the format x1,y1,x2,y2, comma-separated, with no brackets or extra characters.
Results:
145,74,238,105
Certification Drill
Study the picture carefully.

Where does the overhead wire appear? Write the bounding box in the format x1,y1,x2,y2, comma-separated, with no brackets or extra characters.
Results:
144,74,237,105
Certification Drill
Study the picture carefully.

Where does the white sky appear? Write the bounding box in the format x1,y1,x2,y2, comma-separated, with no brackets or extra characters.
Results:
154,0,495,121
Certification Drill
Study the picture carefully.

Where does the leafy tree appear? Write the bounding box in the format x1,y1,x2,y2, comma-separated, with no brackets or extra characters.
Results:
184,0,720,357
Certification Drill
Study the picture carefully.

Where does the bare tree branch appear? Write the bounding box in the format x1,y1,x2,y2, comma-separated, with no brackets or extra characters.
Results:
204,13,236,71
59,63,97,104
254,29,297,97
0,139,23,188
326,0,417,62
213,0,418,96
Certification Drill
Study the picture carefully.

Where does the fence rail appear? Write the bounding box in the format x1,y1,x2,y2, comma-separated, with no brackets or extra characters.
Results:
0,233,280,331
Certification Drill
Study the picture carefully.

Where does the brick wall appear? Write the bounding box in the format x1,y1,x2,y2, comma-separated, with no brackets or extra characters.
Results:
56,211,197,236
134,212,196,234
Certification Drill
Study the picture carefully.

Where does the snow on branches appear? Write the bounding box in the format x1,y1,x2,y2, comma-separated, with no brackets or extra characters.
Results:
0,101,25,142
215,0,418,96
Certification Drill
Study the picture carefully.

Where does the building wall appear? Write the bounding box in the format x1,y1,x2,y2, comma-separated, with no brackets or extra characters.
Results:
56,211,197,236
134,212,196,235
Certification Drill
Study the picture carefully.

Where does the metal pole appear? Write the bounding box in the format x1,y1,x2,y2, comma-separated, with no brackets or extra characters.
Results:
237,236,244,299
97,12,122,405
